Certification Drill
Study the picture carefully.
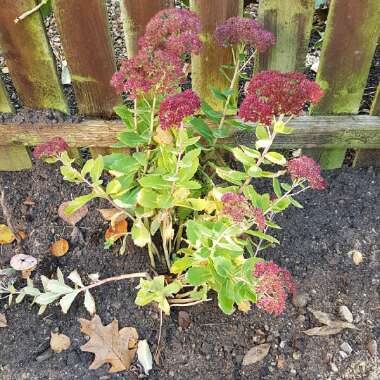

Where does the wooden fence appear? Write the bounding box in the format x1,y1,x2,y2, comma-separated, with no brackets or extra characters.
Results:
0,0,379,171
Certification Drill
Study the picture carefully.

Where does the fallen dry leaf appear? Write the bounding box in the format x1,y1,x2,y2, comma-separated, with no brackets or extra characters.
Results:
104,219,128,242
137,340,153,375
303,308,357,336
303,326,347,336
58,202,88,226
0,313,7,328
10,254,37,272
51,239,69,257
352,250,363,266
242,343,271,366
0,224,15,245
80,315,138,373
50,332,71,353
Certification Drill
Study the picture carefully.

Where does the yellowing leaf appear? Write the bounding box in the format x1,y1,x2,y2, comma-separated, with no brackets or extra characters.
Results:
0,224,15,245
242,344,271,366
50,332,71,353
80,315,138,373
51,239,69,257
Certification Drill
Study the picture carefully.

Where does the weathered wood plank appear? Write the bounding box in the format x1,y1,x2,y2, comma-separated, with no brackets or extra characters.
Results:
0,79,13,113
1,116,379,149
310,0,380,169
354,84,380,167
190,0,243,111
0,0,67,112
52,0,120,117
0,48,32,171
120,0,174,58
257,0,314,72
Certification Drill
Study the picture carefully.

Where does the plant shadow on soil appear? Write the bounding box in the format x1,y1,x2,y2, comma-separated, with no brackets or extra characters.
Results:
0,162,379,380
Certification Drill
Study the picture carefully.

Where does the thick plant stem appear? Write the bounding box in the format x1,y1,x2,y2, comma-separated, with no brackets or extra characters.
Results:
147,242,156,268
143,96,157,174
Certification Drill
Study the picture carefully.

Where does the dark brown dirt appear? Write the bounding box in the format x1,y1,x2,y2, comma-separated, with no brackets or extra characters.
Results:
0,162,379,380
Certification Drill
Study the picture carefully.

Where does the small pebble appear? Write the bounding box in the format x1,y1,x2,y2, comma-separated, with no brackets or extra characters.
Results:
290,368,297,375
339,351,348,359
292,351,301,360
340,342,353,355
292,292,309,308
367,339,377,357
339,305,353,323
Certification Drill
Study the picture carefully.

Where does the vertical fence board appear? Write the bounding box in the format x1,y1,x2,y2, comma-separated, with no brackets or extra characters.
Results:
52,0,120,117
257,0,314,73
0,79,12,113
190,0,243,111
0,0,67,113
354,85,380,167
310,0,380,169
121,0,174,58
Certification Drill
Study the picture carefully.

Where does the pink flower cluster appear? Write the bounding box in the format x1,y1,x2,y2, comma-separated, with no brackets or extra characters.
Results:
33,137,68,159
221,192,266,231
239,71,324,125
139,8,202,57
159,90,201,130
111,50,184,99
111,8,202,99
214,17,275,52
253,261,296,316
287,156,327,190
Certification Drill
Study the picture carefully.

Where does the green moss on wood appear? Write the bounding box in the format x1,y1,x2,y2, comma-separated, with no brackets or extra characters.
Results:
257,0,314,72
0,0,67,113
0,79,13,113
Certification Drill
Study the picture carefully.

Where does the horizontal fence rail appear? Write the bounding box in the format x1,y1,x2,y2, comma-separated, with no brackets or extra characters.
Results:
0,0,379,171
1,116,379,149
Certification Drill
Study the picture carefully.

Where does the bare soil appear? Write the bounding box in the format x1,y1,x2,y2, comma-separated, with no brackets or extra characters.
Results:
0,163,379,380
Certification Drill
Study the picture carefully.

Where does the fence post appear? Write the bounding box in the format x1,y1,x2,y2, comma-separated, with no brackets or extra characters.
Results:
0,79,32,171
257,0,314,73
353,85,380,167
52,0,120,117
0,0,67,113
190,0,243,111
121,0,174,58
310,0,380,169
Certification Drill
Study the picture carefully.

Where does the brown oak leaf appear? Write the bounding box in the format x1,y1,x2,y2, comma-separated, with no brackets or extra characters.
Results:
80,315,138,373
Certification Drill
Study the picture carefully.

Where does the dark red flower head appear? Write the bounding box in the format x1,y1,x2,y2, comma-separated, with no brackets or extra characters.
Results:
253,261,296,316
139,8,202,57
287,156,327,190
111,49,185,99
159,90,201,130
33,137,68,160
239,71,324,125
214,17,275,52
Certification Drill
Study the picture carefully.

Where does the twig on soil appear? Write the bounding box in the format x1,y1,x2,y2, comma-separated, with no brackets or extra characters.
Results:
14,0,48,23
154,309,163,364
0,187,23,251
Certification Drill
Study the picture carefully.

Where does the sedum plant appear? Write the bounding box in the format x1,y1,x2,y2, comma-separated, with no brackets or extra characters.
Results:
33,9,326,317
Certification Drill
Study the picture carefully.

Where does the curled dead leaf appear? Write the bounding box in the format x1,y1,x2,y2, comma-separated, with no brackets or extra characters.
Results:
242,343,271,366
80,315,138,373
0,224,16,245
50,332,71,353
98,209,126,227
303,326,346,336
18,231,27,240
51,239,69,257
58,201,88,226
0,313,7,328
10,254,37,272
105,219,128,242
